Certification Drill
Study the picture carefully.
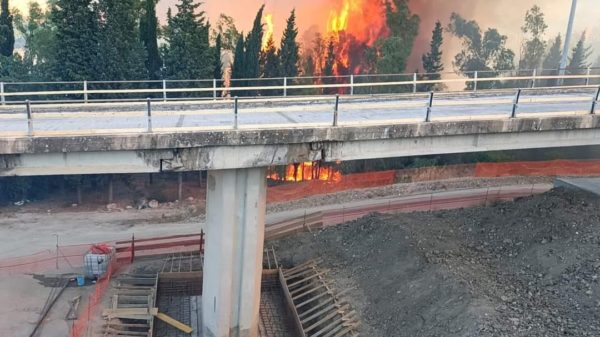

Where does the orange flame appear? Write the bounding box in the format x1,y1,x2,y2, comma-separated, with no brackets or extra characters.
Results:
323,0,390,75
262,13,275,52
269,162,343,183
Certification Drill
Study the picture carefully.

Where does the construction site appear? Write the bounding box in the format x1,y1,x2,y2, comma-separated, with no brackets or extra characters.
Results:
2,159,600,337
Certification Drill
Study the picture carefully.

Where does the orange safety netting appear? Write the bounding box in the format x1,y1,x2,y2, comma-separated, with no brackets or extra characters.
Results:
475,160,600,177
267,170,397,203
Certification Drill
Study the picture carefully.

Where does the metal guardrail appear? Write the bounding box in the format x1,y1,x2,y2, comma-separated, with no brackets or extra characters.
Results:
1,69,600,104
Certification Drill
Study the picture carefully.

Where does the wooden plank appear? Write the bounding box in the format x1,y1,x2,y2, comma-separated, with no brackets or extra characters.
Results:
279,269,307,337
154,312,193,334
103,327,149,336
105,323,150,328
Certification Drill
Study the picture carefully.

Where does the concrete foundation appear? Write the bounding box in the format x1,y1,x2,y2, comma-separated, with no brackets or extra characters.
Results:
202,168,267,337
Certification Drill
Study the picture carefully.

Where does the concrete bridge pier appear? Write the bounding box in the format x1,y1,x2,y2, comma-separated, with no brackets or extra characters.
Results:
202,167,267,337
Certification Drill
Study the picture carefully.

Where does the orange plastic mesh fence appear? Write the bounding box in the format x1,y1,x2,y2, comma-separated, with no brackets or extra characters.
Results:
475,160,600,177
267,170,397,203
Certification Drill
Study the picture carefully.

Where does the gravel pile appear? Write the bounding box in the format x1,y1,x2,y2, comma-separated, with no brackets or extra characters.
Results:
272,188,600,336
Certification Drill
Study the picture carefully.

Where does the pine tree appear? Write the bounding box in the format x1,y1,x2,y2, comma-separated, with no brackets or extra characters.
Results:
140,0,161,79
163,0,213,82
0,0,15,57
421,21,444,91
323,39,336,94
213,33,223,81
50,0,100,81
97,0,147,81
243,5,264,81
14,2,54,77
279,9,299,78
519,5,547,71
376,0,419,76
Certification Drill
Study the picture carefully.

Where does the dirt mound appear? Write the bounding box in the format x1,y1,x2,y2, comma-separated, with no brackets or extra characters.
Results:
271,188,600,336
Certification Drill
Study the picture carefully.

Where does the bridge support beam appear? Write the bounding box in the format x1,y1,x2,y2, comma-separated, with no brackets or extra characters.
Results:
202,167,267,337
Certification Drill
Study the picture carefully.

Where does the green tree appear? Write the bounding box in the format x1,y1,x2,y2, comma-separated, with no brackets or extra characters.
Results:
376,0,419,75
97,0,147,81
213,33,223,81
14,2,54,78
50,0,100,81
139,0,161,79
421,21,444,91
231,34,245,94
447,13,515,90
323,38,336,94
519,5,548,71
243,5,264,85
260,36,280,95
0,0,14,57
566,33,592,85
542,34,562,86
212,14,240,51
279,9,299,78
162,0,213,82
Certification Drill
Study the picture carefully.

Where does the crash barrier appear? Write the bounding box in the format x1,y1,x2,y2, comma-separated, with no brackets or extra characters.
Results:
475,160,600,178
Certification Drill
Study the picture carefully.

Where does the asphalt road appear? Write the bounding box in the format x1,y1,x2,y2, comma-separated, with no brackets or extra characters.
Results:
0,89,597,136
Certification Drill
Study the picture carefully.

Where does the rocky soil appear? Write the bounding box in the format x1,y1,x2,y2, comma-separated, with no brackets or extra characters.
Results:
272,188,600,336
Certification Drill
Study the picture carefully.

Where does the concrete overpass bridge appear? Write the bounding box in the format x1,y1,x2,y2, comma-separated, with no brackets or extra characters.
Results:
2,73,600,337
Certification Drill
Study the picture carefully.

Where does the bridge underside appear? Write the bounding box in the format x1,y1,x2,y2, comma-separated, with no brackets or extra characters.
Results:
2,127,600,176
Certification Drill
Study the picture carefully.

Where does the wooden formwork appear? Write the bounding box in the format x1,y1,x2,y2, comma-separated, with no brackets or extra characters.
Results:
279,259,360,337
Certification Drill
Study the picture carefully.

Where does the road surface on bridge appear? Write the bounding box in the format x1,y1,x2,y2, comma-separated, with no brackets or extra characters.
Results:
0,89,597,137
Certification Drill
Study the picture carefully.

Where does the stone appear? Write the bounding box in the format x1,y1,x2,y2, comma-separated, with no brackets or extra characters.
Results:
148,200,159,209
106,203,118,211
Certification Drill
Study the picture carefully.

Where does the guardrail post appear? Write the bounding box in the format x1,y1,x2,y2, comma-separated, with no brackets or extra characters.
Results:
83,80,88,103
473,71,478,92
234,96,238,129
586,67,592,86
283,77,288,97
591,86,600,115
511,89,522,118
531,69,537,88
333,94,339,126
26,99,33,136
146,98,152,132
213,79,217,100
162,80,167,102
0,81,5,105
350,75,354,96
425,92,434,122
413,73,417,93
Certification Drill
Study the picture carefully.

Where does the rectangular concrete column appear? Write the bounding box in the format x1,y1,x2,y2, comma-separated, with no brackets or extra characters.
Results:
202,167,267,337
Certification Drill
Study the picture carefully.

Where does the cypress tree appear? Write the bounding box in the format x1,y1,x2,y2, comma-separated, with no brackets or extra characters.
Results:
243,5,264,82
213,34,223,81
279,9,299,78
261,37,280,95
566,33,592,85
231,34,245,93
98,0,147,81
140,0,161,79
50,0,100,81
421,21,444,91
519,5,548,71
542,34,562,86
0,0,14,57
323,39,335,94
163,0,213,81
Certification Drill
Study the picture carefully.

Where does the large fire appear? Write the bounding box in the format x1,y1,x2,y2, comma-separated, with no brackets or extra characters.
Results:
262,13,275,51
268,162,343,183
325,0,390,75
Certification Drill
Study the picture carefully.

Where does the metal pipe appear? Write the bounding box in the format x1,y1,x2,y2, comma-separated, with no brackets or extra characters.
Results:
511,89,522,118
213,79,217,100
559,0,578,78
162,79,167,102
586,67,592,86
333,94,339,126
26,99,33,135
83,80,88,103
350,75,354,96
234,96,239,129
425,92,434,122
146,98,152,132
591,86,600,115
413,73,417,93
531,69,537,89
1,81,5,105
283,77,288,97
473,71,478,92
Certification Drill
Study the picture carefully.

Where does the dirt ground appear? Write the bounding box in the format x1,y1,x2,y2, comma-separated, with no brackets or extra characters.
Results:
272,188,600,337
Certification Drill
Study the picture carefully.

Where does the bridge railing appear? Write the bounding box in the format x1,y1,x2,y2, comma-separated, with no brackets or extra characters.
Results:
1,68,600,104
5,84,600,137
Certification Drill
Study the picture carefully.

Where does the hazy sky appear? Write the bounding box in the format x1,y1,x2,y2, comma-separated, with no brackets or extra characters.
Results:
13,0,600,68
